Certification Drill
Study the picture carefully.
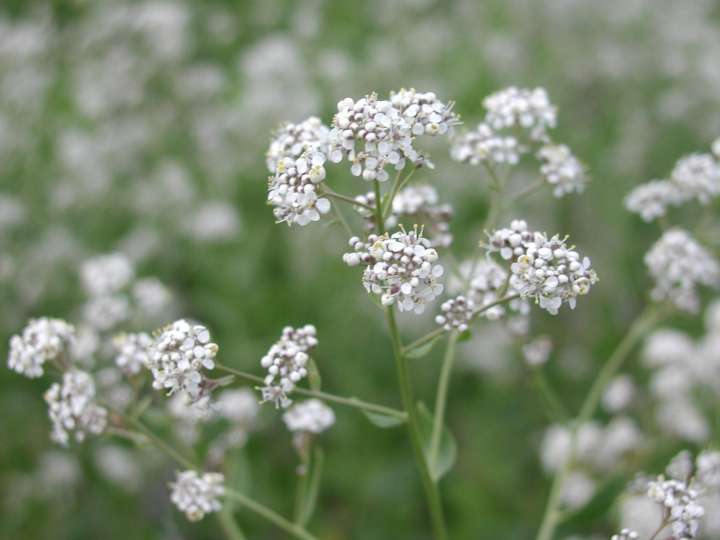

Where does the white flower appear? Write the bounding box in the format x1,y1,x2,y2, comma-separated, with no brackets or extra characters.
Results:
487,220,598,315
112,332,152,375
666,450,694,482
537,144,588,197
669,153,720,205
642,328,696,367
148,319,218,401
343,226,444,314
435,295,475,332
712,137,720,159
645,228,720,312
80,252,134,297
327,93,414,181
602,375,635,413
267,153,330,226
259,324,318,408
8,318,75,378
647,476,704,539
389,88,460,137
44,369,108,446
463,259,529,321
81,294,131,331
132,277,175,319
611,529,639,540
450,122,522,166
390,185,453,248
625,180,682,222
522,336,552,366
216,388,259,427
266,116,330,173
482,87,556,141
697,450,720,489
560,471,595,510
283,399,335,434
170,470,224,522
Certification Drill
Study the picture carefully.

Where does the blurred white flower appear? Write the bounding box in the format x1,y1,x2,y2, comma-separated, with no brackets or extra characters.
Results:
537,144,588,197
170,470,224,522
80,253,134,297
483,87,556,141
283,399,335,434
625,180,681,222
436,295,475,333
8,318,75,378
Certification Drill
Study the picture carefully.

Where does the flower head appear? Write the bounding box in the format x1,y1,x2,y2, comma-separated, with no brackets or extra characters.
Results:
482,87,556,141
170,470,225,522
435,295,475,332
8,318,75,378
670,153,720,205
148,319,218,401
266,116,330,173
625,180,681,222
450,123,522,166
389,88,460,137
267,153,330,226
80,252,134,297
259,325,318,408
645,228,720,312
282,399,335,434
611,529,639,540
44,369,108,446
647,476,704,539
112,332,152,375
537,144,588,197
343,226,444,314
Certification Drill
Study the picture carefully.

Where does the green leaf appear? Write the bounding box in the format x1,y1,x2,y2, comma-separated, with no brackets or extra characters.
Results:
308,358,322,391
406,335,442,359
416,402,457,482
362,409,405,428
456,329,472,342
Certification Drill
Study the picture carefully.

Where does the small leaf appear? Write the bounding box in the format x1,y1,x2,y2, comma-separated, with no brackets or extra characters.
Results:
456,329,472,342
416,402,457,482
308,358,322,391
406,335,442,359
362,409,405,428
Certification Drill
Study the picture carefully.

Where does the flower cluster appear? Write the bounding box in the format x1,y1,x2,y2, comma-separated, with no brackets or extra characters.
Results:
282,399,335,434
625,142,720,222
644,228,720,312
112,332,152,375
610,529,638,540
44,369,108,446
483,87,557,141
389,88,460,137
8,318,75,378
522,336,553,366
170,470,225,522
267,153,330,226
647,477,704,539
343,227,444,314
80,253,135,297
463,260,529,322
537,144,587,197
450,122,522,166
486,220,598,315
147,320,218,402
259,325,318,408
435,295,475,332
266,116,330,173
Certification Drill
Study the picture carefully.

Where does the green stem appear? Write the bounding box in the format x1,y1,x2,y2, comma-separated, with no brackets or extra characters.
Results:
330,201,354,236
128,416,198,470
224,489,317,540
530,368,569,423
214,363,407,421
300,447,324,527
429,332,458,468
323,189,373,210
535,305,666,540
373,180,386,234
294,441,313,524
385,307,448,540
382,166,418,219
217,511,247,540
511,179,546,202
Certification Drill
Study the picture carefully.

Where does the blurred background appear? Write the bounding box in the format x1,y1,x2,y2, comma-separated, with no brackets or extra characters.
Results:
1,0,719,539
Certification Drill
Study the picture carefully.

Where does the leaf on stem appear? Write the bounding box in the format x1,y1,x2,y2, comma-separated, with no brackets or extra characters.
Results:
362,409,405,428
308,358,322,392
406,334,443,359
417,402,457,482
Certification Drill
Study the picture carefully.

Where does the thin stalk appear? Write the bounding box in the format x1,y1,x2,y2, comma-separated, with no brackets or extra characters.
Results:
373,180,385,234
215,363,407,421
128,416,198,470
530,368,569,423
323,189,372,210
299,447,324,527
511,179,546,202
429,332,458,468
382,166,418,219
403,293,520,355
385,307,448,540
224,489,317,540
535,305,666,540
217,511,247,540
330,201,354,236
294,441,312,524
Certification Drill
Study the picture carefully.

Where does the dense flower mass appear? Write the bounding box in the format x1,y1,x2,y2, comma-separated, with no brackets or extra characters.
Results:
537,144,588,197
267,153,330,226
44,369,108,446
112,332,152,375
388,88,460,137
647,477,704,539
435,295,475,332
482,87,557,141
259,324,318,408
266,116,330,173
645,228,720,312
80,252,134,297
147,319,218,401
8,318,75,378
611,529,639,540
450,122,522,166
170,470,224,522
343,227,444,314
624,180,681,222
282,399,335,434
486,220,598,314
670,153,720,205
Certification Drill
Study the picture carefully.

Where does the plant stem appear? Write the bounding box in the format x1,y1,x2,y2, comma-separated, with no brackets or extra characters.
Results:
217,511,247,540
429,332,458,468
330,202,354,236
535,305,666,540
385,307,448,540
214,363,407,421
128,416,198,470
511,179,546,202
530,367,569,423
294,441,313,524
373,180,385,234
225,489,318,540
299,447,324,527
382,166,418,219
323,189,372,210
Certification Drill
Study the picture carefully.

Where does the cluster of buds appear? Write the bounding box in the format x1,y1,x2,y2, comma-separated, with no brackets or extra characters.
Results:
435,295,475,332
8,318,75,378
112,332,152,375
147,319,218,403
537,144,587,197
624,180,683,222
646,476,703,539
170,470,225,522
44,369,108,446
450,122,522,166
265,116,330,173
259,325,318,408
343,227,444,314
486,220,598,315
389,88,460,137
644,228,720,312
283,399,335,434
267,153,330,226
482,87,557,142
